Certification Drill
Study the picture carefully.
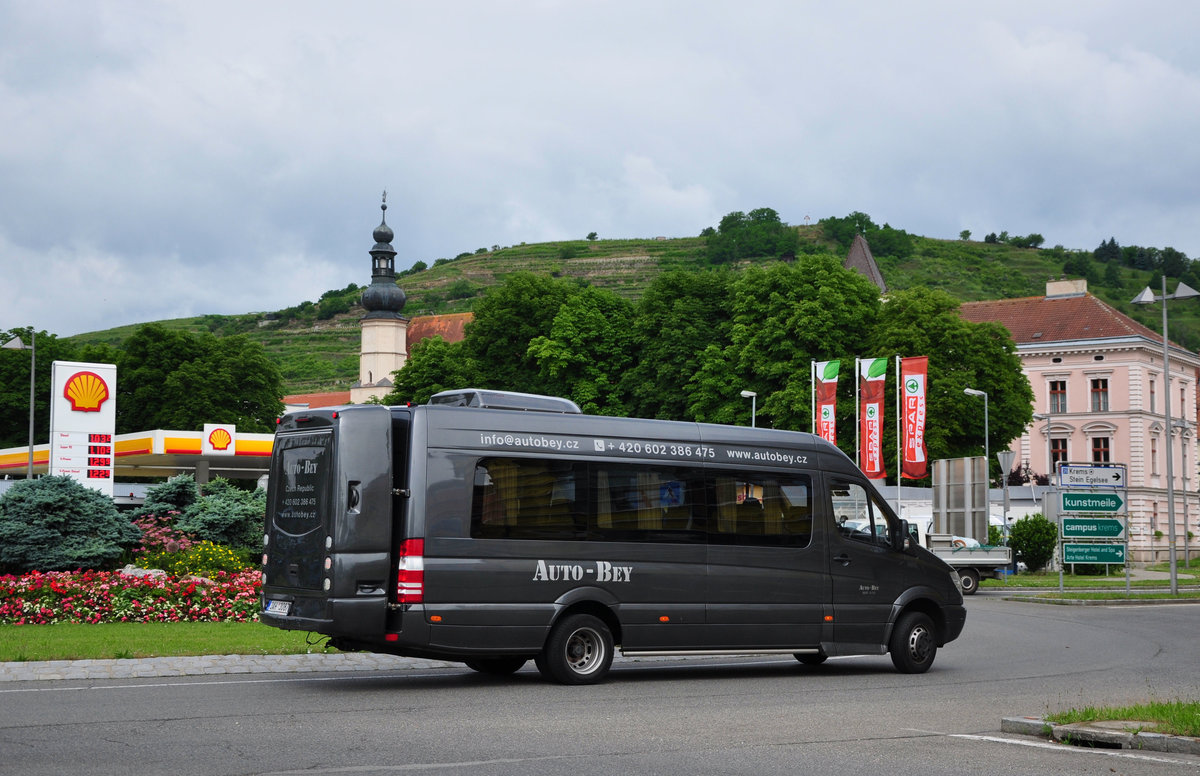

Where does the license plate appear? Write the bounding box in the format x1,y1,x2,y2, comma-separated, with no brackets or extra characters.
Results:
265,599,291,616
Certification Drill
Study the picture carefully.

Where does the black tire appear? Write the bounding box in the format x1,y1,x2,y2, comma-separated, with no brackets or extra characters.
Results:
959,568,980,595
464,657,527,675
890,611,937,674
535,613,614,685
794,652,828,666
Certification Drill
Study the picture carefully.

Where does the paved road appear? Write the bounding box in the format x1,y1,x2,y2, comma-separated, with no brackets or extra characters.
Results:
2,597,1198,775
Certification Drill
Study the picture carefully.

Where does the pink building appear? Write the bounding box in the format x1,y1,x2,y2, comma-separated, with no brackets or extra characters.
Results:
961,279,1200,563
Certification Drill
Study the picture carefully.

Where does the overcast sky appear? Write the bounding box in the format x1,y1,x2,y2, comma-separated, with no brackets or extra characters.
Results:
4,1,1200,338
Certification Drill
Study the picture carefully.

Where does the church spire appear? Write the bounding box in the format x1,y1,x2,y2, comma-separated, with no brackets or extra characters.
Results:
361,190,407,317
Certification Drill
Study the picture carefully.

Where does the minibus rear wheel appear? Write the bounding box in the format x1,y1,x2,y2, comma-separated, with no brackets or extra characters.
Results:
464,657,528,675
535,613,614,685
889,611,936,673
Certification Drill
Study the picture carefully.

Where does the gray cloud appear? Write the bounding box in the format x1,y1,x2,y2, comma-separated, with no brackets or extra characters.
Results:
3,1,1199,336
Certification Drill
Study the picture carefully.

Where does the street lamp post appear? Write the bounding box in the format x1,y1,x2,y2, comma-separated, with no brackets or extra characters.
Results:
740,390,757,428
2,330,36,479
1132,278,1199,595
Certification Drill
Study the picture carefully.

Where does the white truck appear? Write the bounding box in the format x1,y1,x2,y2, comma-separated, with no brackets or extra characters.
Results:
907,520,1012,595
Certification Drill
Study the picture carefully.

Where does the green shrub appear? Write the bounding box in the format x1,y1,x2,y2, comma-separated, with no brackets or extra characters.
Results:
0,476,141,573
135,474,198,520
1010,514,1058,572
173,478,265,551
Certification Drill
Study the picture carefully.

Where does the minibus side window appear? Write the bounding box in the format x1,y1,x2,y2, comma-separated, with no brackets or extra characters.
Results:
710,472,813,547
471,458,582,540
590,464,705,543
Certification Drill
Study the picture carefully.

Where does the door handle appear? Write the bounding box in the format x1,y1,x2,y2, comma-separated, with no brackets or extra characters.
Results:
833,553,851,566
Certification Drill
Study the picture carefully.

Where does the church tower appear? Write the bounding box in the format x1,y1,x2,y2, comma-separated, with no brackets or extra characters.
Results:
350,192,409,403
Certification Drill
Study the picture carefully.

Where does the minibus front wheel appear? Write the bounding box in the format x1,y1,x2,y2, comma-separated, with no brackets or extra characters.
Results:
536,613,614,685
889,611,937,673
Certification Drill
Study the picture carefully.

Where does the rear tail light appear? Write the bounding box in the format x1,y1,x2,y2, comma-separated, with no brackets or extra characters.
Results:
396,539,425,603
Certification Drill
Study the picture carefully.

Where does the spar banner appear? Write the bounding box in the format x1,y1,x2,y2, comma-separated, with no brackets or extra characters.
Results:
900,356,929,479
813,359,840,444
858,357,887,479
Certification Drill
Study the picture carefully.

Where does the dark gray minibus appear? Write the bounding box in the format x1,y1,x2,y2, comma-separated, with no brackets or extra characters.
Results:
260,390,965,684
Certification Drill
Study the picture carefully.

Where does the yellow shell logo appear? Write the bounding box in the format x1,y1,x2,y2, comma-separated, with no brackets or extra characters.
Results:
63,371,110,412
208,427,233,451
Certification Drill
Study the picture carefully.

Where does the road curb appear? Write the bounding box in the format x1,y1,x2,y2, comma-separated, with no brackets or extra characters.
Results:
0,653,454,682
998,595,1200,606
1001,716,1200,755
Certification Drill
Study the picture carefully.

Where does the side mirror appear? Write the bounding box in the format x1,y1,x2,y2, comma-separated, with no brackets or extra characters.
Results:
893,519,911,551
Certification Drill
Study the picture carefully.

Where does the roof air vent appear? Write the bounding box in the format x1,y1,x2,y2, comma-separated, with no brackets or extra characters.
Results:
428,389,582,414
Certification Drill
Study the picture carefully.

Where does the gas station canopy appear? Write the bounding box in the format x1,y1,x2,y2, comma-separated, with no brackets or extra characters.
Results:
0,428,274,484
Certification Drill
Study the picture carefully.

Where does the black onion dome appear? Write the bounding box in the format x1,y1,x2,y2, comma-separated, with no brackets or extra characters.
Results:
373,218,395,247
361,191,406,316
361,281,406,314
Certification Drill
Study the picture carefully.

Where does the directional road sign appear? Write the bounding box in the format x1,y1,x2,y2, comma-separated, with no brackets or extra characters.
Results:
1059,464,1126,489
1061,516,1126,539
1060,491,1125,514
1063,543,1126,564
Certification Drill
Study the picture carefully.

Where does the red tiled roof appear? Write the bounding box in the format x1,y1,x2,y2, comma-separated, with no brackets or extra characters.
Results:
282,390,351,408
960,294,1163,345
408,312,472,346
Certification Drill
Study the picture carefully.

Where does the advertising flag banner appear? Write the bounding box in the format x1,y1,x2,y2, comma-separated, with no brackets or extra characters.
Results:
814,360,840,444
900,356,928,479
858,357,887,479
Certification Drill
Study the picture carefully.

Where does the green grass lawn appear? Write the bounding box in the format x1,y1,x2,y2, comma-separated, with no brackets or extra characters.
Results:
1046,700,1200,738
981,563,1199,589
0,621,338,662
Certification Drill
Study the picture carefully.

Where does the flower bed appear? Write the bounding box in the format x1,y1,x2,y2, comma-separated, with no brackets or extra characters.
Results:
0,568,261,625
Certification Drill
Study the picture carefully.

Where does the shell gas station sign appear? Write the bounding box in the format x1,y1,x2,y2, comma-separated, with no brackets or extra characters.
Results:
49,360,117,497
1,364,274,488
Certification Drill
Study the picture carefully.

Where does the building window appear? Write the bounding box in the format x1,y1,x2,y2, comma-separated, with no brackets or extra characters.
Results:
1151,436,1160,476
1090,378,1109,412
1150,379,1156,413
1151,502,1158,533
1051,438,1068,468
1049,380,1067,414
1091,436,1111,463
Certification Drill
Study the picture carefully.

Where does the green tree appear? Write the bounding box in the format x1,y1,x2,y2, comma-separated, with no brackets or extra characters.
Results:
621,269,734,420
819,212,878,251
687,256,881,431
686,344,742,424
706,208,799,263
1093,238,1121,263
115,325,205,433
959,230,971,241
155,334,284,432
464,273,580,394
868,287,1033,482
0,475,140,572
527,286,636,415
384,337,480,406
0,329,83,449
1009,514,1057,572
1103,260,1123,287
